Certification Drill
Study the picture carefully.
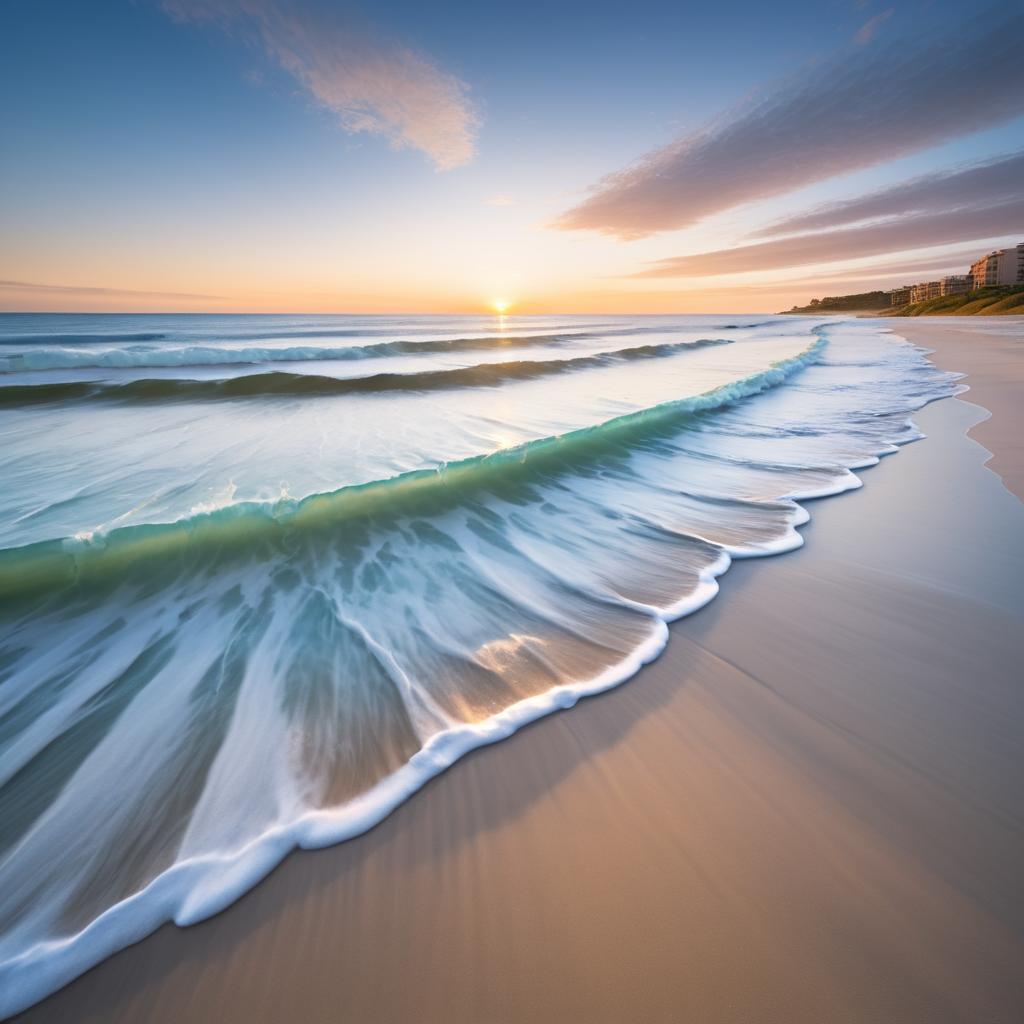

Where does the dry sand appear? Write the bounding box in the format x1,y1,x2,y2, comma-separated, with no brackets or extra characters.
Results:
14,319,1024,1023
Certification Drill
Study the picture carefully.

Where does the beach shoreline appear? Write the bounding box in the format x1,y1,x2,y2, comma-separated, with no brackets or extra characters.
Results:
13,317,1024,1024
875,316,1024,499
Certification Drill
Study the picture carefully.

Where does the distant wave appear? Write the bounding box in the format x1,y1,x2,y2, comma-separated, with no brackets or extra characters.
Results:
0,337,816,600
0,338,733,406
0,333,560,368
0,325,693,372
0,332,168,347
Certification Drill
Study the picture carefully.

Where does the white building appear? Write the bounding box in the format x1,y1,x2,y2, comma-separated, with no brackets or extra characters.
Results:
970,243,1024,289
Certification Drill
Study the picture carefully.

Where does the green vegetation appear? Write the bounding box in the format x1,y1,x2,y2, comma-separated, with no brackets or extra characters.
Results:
782,291,891,314
782,284,1024,317
889,284,1024,316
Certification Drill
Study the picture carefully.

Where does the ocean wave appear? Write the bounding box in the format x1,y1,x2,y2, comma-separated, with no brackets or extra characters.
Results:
0,326,683,372
0,333,565,371
0,338,812,598
0,325,960,1017
0,338,733,406
0,332,168,347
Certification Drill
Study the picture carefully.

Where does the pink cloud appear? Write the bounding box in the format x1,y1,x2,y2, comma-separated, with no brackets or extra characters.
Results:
163,0,479,170
752,151,1024,238
854,8,894,45
553,11,1024,239
634,199,1024,277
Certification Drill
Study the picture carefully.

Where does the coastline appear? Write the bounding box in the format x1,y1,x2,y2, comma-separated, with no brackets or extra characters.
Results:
874,316,1024,499
13,318,1024,1023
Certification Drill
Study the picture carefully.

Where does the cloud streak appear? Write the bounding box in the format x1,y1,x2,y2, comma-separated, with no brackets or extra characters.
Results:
0,280,225,299
854,8,893,45
554,10,1024,238
803,248,1004,283
752,152,1024,238
634,199,1024,277
163,0,479,170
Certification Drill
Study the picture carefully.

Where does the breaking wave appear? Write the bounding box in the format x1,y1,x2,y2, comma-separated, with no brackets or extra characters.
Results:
0,318,959,1017
0,325,694,372
0,338,732,405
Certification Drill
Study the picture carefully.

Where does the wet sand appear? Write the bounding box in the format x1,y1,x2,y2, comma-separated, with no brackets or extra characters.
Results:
879,317,1024,499
14,319,1024,1023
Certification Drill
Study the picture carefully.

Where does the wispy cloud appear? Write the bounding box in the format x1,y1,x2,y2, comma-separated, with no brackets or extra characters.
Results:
808,248,1005,282
484,194,514,207
633,199,1024,277
745,248,999,289
0,280,225,299
553,10,1024,239
753,151,1024,237
162,0,479,170
854,8,893,45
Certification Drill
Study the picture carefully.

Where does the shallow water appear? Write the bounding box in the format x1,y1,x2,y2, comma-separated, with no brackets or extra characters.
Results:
0,313,957,1015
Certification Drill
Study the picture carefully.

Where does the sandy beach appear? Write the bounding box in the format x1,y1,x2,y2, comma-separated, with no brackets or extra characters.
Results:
12,318,1024,1024
886,317,1024,499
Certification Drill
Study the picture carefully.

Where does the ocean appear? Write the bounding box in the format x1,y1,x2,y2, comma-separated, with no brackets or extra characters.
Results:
0,312,957,1014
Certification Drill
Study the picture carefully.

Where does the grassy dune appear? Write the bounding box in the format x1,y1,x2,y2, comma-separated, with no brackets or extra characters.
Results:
782,291,891,315
784,285,1024,317
890,284,1024,316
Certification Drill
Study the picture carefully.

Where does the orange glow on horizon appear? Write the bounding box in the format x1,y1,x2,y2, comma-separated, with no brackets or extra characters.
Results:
0,276,860,317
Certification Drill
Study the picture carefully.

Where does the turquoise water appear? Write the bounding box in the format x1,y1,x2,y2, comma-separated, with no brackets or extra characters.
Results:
0,313,956,1014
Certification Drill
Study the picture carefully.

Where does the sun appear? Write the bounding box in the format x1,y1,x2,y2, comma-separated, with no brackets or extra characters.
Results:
491,298,511,315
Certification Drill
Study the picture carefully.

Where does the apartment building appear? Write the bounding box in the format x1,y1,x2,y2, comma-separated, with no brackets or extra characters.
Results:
940,275,970,296
909,281,941,302
970,243,1024,289
825,243,1021,310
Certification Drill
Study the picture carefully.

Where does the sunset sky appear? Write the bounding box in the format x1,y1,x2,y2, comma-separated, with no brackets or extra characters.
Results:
2,0,1022,314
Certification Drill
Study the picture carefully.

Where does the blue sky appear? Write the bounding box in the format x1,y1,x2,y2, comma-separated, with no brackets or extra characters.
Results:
2,0,1022,312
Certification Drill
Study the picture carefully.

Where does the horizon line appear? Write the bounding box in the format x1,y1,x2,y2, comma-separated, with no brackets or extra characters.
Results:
0,308,791,317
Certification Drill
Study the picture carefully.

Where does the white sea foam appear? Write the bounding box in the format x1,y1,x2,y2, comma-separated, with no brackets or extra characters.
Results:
0,315,959,1017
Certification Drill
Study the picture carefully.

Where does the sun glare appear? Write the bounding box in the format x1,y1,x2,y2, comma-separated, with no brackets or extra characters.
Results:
491,298,511,315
